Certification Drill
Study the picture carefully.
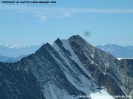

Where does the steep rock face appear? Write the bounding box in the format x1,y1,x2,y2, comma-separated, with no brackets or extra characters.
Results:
0,35,132,99
24,43,87,99
0,62,45,99
117,59,133,94
68,35,126,97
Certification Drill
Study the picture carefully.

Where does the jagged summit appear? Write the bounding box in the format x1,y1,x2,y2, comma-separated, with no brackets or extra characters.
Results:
0,35,133,99
55,38,63,45
68,35,85,43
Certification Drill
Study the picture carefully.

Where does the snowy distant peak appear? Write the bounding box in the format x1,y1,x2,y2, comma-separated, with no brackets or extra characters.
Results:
0,44,41,58
0,44,22,49
97,44,133,49
0,44,41,49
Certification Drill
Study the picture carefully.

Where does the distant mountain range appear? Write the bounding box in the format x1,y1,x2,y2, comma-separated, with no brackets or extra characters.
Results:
0,44,41,62
0,44,41,58
0,55,26,63
96,44,133,58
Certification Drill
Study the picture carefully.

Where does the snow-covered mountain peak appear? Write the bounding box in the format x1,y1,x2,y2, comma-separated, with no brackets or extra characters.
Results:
45,37,115,99
1,35,132,99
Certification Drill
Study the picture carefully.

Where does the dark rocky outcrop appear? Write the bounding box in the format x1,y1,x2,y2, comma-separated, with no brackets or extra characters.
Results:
0,62,45,99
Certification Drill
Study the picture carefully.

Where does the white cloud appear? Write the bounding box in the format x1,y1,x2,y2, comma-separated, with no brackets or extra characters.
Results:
1,5,133,19
39,15,46,21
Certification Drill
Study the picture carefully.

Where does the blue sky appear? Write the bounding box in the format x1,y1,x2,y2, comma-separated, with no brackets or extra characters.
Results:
0,0,133,46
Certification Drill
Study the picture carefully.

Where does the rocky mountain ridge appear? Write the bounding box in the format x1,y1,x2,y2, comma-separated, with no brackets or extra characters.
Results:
0,35,133,99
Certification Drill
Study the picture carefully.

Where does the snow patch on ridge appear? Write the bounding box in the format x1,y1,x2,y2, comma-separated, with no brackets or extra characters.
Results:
51,41,74,72
61,40,93,80
43,83,74,99
64,70,114,99
90,89,115,99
